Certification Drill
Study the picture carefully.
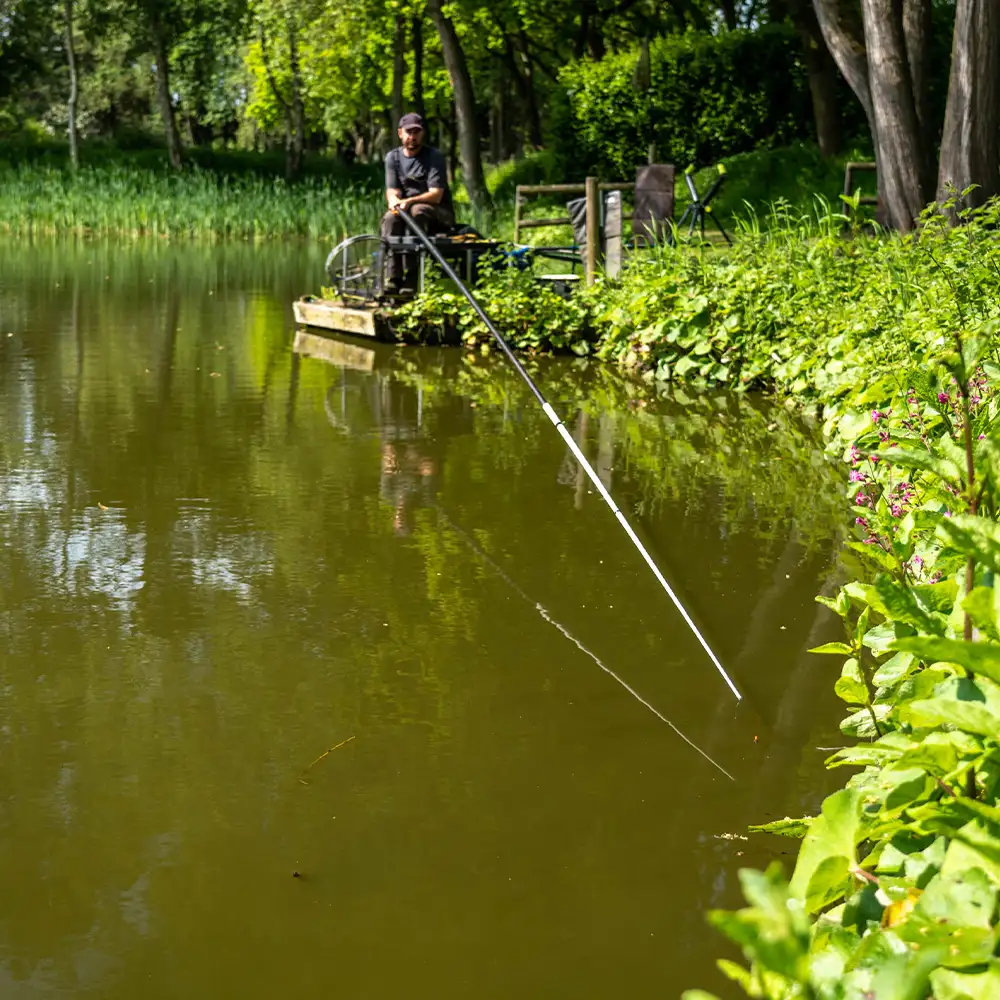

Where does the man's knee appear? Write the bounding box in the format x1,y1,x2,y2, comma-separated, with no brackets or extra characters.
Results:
381,210,404,237
410,203,450,232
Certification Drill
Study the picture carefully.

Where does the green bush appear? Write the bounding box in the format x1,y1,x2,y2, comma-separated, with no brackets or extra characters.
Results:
558,26,863,177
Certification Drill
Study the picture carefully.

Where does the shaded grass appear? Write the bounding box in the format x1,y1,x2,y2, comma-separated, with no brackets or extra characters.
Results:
0,141,872,243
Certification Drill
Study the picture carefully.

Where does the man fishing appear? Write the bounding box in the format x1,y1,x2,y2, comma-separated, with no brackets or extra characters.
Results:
382,112,454,291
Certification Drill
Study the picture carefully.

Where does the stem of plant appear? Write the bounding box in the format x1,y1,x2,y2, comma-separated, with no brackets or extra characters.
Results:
958,336,976,644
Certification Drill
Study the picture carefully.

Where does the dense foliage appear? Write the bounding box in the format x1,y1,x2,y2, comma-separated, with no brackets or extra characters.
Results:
682,209,1000,999
558,26,859,176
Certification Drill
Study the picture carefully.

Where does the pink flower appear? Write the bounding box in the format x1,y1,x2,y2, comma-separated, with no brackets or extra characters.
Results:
855,516,868,527
938,392,950,404
849,470,865,482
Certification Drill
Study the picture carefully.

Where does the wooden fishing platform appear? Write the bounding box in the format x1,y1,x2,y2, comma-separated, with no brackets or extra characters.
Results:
293,297,391,340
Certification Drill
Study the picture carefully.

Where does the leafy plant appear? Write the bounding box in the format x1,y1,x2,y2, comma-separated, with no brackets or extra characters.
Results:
684,210,1000,1000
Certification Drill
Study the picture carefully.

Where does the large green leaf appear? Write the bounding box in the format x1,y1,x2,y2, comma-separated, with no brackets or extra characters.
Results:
706,864,810,982
874,575,948,635
878,446,964,486
864,621,916,655
750,816,812,838
835,658,869,705
963,584,1000,642
789,787,864,912
938,513,1000,575
891,635,1000,685
930,964,1000,1000
899,698,1000,739
894,868,998,968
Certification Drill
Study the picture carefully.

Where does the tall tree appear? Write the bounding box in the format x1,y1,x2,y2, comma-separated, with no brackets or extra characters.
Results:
411,13,426,120
786,0,840,156
257,18,305,179
426,0,491,208
138,0,184,168
391,11,406,125
64,0,80,169
811,0,932,228
936,0,1000,207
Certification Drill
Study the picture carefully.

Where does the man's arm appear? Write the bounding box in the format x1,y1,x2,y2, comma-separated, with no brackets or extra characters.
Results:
396,187,444,210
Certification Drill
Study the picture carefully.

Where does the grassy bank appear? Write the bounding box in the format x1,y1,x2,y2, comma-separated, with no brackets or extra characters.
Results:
0,141,866,242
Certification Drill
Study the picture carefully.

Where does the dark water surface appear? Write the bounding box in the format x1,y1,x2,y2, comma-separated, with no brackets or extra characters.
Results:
0,240,847,999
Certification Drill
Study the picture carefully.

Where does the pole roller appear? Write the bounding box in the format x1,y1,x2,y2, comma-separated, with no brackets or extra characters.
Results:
390,207,742,702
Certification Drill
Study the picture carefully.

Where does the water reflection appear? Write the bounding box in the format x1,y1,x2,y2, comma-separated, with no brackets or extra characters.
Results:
0,240,846,1000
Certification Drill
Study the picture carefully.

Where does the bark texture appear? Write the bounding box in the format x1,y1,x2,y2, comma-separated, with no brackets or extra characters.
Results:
902,0,934,192
812,0,929,228
789,0,841,155
811,0,873,127
426,0,491,209
860,0,926,228
411,16,426,121
285,20,306,180
391,13,406,128
937,0,1000,207
147,1,183,169
64,0,79,170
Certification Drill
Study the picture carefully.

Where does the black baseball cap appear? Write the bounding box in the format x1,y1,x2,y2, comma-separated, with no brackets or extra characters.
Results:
398,112,425,130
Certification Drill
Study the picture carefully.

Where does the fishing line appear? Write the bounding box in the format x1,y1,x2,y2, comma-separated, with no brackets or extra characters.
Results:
436,506,735,781
393,208,742,702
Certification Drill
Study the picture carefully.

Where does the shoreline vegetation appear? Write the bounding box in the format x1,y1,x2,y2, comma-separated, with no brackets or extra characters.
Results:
0,141,863,242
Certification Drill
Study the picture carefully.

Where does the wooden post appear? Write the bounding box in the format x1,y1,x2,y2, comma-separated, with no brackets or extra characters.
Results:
585,175,599,286
514,186,522,243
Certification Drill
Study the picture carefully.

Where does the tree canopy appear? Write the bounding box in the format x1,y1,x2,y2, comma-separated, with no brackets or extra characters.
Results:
0,0,997,223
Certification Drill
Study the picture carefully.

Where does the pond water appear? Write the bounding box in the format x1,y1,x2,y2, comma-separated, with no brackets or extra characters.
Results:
0,240,847,999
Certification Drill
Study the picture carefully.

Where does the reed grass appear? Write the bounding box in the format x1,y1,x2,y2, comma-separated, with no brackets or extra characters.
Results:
0,162,389,241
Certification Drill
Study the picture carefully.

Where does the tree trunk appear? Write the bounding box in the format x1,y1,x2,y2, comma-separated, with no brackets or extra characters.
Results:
391,13,406,127
286,20,306,180
505,34,542,150
446,101,458,184
937,0,1000,208
146,1,183,170
811,0,874,128
860,0,927,228
516,32,543,148
903,0,934,193
411,15,426,120
64,0,79,170
426,0,491,209
790,0,841,156
720,0,739,28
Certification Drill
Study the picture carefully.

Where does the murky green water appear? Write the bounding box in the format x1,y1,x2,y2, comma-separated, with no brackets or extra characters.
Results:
1,239,847,998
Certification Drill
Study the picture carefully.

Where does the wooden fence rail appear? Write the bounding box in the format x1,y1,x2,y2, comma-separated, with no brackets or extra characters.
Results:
514,181,636,247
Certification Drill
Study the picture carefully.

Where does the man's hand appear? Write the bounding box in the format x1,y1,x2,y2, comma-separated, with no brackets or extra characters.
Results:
387,191,403,211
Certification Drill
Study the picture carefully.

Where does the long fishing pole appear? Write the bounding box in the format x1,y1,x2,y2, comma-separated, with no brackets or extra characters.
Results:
392,209,741,702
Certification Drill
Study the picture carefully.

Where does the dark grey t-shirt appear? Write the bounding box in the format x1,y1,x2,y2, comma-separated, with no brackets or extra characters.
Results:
385,146,453,214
